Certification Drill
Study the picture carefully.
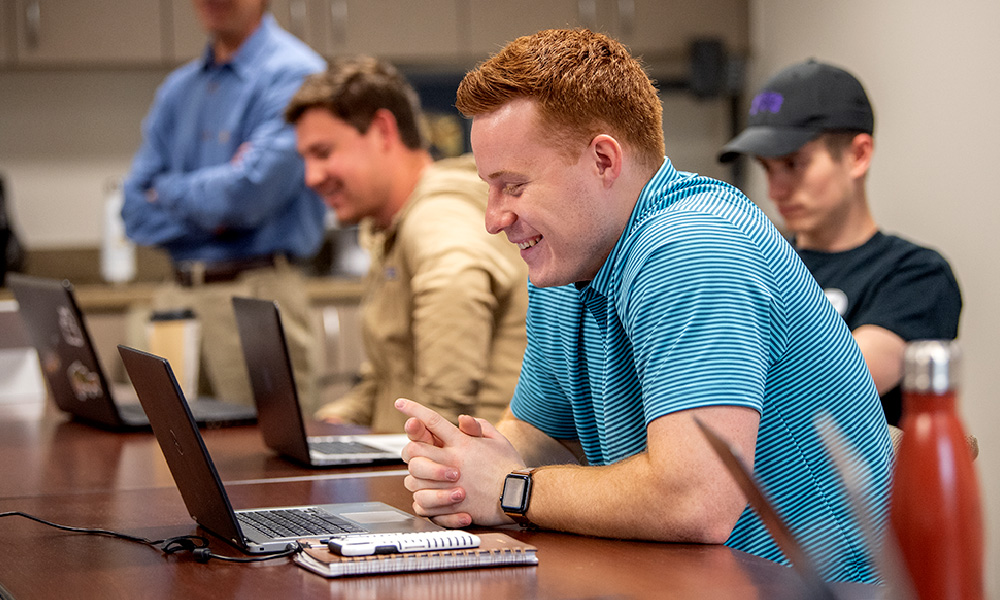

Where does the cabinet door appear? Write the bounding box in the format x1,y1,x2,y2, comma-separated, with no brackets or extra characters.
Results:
467,0,614,57
13,0,164,65
468,0,747,62
617,0,749,58
313,0,461,61
169,0,310,64
1,1,12,65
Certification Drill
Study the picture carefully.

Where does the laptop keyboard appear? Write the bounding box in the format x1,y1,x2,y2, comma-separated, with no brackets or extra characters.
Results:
187,399,257,421
116,399,256,423
309,440,384,455
237,507,367,538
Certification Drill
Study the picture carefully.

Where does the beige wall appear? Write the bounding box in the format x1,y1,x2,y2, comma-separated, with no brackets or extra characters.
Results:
0,70,732,250
749,0,1000,595
0,69,167,247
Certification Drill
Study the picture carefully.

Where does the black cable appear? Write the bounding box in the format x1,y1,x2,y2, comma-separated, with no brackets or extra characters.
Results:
0,510,164,545
190,543,301,564
0,511,300,563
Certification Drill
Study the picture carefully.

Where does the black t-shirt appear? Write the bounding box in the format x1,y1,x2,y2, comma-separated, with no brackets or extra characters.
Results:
796,232,962,425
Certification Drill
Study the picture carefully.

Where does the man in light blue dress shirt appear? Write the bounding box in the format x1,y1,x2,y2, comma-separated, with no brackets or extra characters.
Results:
122,0,326,407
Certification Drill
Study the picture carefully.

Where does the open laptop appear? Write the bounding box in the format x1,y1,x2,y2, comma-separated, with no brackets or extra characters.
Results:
117,345,442,554
232,296,408,467
7,273,256,430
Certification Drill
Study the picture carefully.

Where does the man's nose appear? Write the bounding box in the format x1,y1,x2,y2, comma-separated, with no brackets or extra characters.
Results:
304,160,325,190
485,192,515,235
767,174,791,202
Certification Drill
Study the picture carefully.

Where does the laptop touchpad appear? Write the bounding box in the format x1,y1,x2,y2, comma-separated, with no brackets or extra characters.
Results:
343,510,412,523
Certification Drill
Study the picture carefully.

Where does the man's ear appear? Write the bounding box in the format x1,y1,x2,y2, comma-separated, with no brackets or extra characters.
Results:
847,133,874,178
368,108,400,151
590,134,623,187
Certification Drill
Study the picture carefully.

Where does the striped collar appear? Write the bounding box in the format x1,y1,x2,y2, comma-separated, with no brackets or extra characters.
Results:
584,157,677,299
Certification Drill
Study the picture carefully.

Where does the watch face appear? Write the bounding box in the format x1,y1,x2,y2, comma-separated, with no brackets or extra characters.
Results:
500,475,529,512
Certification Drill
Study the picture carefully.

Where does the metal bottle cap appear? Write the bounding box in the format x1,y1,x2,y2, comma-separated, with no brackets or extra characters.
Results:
903,340,961,394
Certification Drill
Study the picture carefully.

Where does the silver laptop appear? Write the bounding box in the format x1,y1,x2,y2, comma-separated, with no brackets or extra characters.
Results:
232,296,407,467
117,345,441,554
7,274,256,430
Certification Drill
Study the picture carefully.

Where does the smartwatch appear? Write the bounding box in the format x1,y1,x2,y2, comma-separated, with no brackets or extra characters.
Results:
500,468,537,526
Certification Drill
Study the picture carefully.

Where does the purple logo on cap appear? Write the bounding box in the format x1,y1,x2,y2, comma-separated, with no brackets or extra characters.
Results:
750,92,783,115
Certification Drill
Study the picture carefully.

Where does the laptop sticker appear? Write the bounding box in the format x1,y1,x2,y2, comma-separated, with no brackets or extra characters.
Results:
58,305,86,347
68,360,102,401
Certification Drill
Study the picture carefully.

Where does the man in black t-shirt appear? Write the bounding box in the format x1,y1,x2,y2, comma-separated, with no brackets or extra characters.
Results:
719,60,961,426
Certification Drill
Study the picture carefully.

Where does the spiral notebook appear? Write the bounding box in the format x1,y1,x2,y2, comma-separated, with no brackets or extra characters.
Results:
294,532,538,578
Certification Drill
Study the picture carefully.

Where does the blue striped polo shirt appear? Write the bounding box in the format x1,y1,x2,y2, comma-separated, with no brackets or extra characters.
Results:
510,158,892,583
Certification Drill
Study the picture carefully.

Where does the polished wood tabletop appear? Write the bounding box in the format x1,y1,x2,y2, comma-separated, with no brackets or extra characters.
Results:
0,405,399,498
0,409,883,600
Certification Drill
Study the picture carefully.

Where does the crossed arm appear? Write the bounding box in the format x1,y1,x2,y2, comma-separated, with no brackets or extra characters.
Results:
395,398,759,543
852,325,906,395
122,75,308,247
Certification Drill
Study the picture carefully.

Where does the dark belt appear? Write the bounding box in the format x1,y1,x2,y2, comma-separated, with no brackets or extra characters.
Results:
173,255,278,286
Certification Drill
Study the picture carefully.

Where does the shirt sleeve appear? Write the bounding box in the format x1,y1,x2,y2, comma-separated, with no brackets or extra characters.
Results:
121,75,194,246
508,284,581,439
122,67,314,246
398,197,516,422
151,70,310,233
621,214,773,423
314,361,377,424
852,248,962,341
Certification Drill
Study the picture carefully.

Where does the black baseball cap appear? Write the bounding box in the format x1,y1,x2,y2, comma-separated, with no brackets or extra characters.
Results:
718,59,874,163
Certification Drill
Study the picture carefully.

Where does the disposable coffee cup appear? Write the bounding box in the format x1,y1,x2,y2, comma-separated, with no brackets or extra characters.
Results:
147,309,201,397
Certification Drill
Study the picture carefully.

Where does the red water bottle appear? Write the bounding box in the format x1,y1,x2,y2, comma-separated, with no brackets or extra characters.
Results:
889,340,983,600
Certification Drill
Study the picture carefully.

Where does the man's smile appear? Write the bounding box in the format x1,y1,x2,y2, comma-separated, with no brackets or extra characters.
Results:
516,236,541,250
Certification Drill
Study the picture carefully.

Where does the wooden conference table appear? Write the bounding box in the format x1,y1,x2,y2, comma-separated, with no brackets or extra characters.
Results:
0,406,883,600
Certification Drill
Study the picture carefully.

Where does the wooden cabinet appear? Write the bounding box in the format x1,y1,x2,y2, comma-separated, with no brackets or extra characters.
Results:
467,0,606,57
173,0,463,65
619,0,749,59
467,0,747,62
0,1,11,65
0,0,747,68
12,0,164,66
309,0,462,62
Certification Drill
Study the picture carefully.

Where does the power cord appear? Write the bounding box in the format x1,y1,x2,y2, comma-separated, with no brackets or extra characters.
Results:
0,511,301,563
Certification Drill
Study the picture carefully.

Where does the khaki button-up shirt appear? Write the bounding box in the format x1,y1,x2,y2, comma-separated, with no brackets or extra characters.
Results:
315,155,529,432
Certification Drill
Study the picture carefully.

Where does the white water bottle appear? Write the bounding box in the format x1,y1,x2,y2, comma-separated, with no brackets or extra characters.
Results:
101,177,136,283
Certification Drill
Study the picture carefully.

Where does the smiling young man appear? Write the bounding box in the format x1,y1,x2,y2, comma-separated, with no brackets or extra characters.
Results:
284,56,528,431
719,60,962,426
395,29,893,584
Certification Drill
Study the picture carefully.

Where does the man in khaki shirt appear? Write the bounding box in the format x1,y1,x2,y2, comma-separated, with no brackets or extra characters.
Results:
286,56,528,432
